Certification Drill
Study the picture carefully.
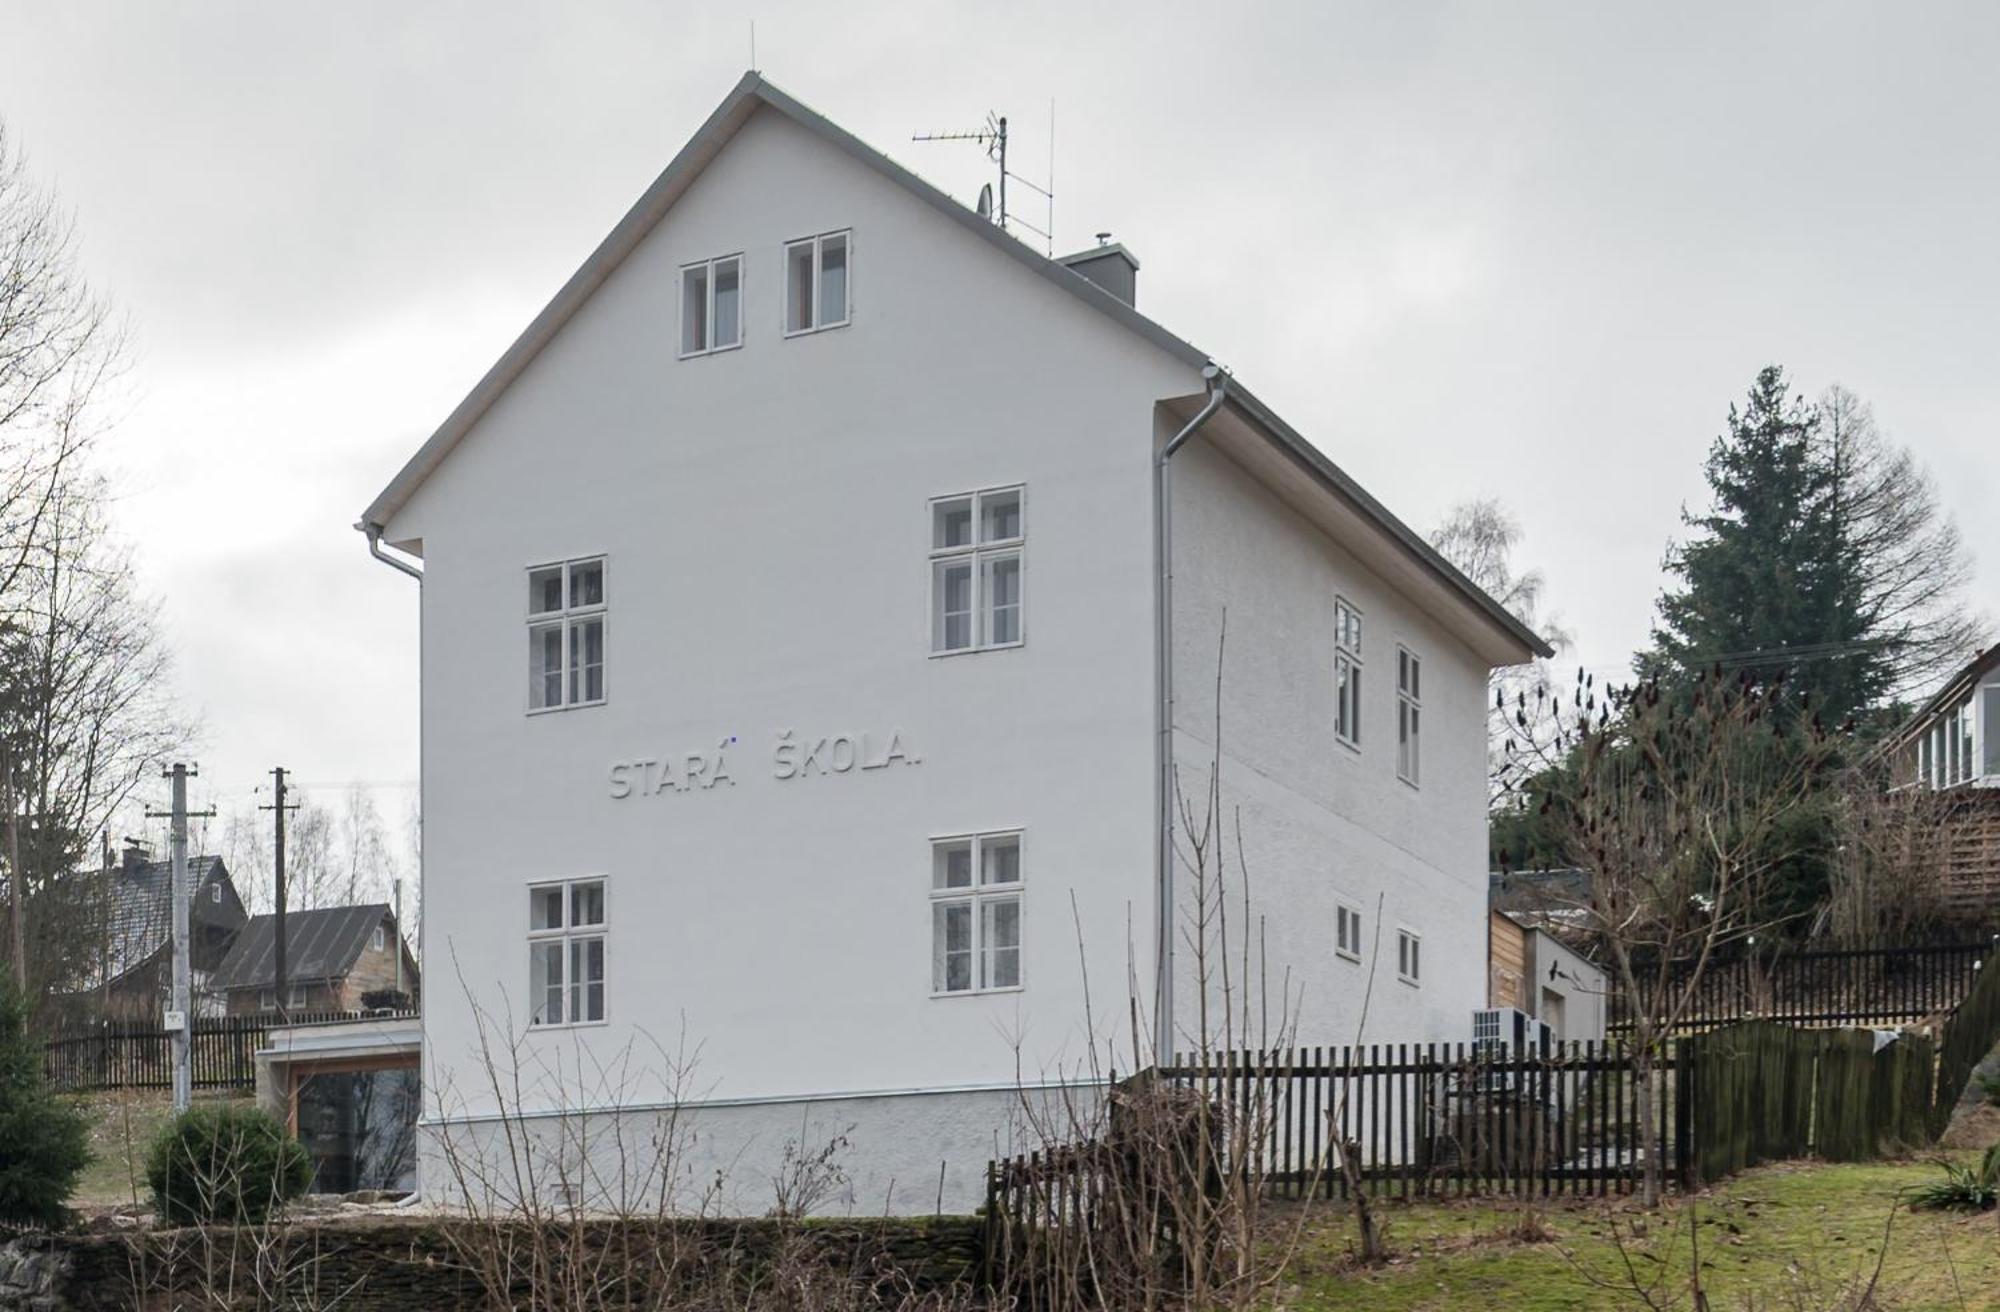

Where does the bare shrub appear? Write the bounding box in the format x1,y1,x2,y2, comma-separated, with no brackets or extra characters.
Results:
1826,762,1954,946
988,619,1335,1309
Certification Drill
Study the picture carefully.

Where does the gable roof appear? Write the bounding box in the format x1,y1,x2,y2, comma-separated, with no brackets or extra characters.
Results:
207,904,397,992
1880,642,2000,755
95,855,244,988
358,72,1550,663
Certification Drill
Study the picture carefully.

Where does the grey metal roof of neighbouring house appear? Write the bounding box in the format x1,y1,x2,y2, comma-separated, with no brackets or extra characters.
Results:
93,854,244,987
1489,867,1595,916
208,904,395,991
1879,641,2000,757
356,71,1552,665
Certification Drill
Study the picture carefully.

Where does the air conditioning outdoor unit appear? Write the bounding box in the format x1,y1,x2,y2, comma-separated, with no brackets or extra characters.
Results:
1471,1007,1554,1057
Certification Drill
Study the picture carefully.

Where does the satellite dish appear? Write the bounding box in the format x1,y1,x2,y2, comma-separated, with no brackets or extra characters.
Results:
976,183,994,221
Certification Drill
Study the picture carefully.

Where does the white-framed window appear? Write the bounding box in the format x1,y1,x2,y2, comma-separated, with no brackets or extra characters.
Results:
784,229,850,335
289,983,310,1010
930,831,1022,995
679,253,743,357
527,557,606,712
528,877,607,1026
1397,928,1422,985
1397,646,1422,786
1984,685,2000,778
258,988,276,1011
209,883,221,903
1334,900,1363,962
1334,599,1363,748
929,487,1024,654
371,925,387,953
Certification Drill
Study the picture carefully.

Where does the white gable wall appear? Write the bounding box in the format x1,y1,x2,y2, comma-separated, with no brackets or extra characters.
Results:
391,106,1200,1144
1167,440,1491,1050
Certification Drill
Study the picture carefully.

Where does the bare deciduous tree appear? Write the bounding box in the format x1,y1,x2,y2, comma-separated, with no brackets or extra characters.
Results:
1816,385,1989,706
0,118,123,607
0,472,183,1007
1535,666,1839,1206
1824,759,1954,947
1430,498,1573,806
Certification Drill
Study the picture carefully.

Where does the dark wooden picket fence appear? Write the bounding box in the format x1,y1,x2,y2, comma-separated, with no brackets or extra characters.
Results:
43,1011,419,1093
989,942,2000,1233
988,1042,1681,1218
1156,1043,1680,1199
1608,941,1993,1034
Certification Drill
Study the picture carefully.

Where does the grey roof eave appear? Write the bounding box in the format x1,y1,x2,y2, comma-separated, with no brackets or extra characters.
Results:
1220,382,1556,662
1878,641,2000,756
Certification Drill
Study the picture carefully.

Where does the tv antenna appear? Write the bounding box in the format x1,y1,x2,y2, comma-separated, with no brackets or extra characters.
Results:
913,109,1054,254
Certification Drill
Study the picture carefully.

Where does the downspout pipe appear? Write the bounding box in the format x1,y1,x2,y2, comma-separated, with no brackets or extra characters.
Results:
359,521,424,581
357,517,421,1199
1153,364,1228,1065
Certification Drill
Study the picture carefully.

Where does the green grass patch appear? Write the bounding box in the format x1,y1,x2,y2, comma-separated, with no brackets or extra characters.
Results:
1280,1159,2000,1310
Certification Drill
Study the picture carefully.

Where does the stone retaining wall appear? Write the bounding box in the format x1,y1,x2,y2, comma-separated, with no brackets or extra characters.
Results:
0,1213,988,1311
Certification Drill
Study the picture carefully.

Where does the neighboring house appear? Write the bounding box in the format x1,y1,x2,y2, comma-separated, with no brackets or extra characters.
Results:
67,845,249,1022
356,73,1548,1213
1488,909,1606,1044
1489,867,1593,939
1881,642,2000,917
207,905,418,1016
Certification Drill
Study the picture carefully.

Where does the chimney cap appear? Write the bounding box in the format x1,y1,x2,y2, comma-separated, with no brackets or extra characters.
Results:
1058,241,1140,273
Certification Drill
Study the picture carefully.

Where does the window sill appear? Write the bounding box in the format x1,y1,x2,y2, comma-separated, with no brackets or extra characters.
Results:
1397,976,1421,989
1397,774,1420,792
1334,950,1361,965
929,640,1026,660
783,318,851,339
678,340,745,361
1335,735,1361,755
528,1019,610,1032
527,699,607,717
931,985,1026,1000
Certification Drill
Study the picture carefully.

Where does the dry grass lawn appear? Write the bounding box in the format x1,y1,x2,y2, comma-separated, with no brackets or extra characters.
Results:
1276,1156,2000,1311
69,1089,253,1210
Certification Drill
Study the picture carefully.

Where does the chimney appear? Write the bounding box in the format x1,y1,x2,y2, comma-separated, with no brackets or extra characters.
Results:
121,840,151,874
1057,232,1139,307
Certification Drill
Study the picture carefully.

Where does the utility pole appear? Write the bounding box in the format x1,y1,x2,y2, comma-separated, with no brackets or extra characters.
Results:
259,768,298,1021
147,763,213,1113
3,745,23,991
392,877,404,999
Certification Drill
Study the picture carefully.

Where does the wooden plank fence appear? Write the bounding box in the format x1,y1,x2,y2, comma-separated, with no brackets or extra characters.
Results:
1930,937,2000,1137
1678,1020,1937,1184
43,1011,418,1093
1608,941,1993,1034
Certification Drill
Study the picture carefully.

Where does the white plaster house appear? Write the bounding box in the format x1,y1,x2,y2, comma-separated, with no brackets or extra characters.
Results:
358,73,1549,1214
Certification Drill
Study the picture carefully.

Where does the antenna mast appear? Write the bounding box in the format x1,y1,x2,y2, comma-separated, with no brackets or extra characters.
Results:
913,110,1054,254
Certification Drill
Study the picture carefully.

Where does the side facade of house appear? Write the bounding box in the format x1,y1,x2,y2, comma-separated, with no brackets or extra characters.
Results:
1883,642,2000,921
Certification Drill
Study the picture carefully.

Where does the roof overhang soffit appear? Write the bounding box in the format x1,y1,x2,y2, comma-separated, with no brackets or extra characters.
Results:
1171,392,1551,669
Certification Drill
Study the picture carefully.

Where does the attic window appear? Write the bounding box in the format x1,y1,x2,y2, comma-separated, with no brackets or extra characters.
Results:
371,925,386,952
679,254,742,357
209,883,221,903
784,231,850,335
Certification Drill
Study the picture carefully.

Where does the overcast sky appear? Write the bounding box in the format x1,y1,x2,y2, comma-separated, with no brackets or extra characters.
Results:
1,1,1994,831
